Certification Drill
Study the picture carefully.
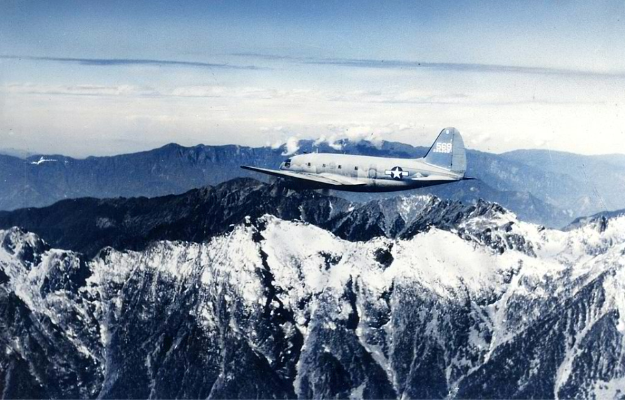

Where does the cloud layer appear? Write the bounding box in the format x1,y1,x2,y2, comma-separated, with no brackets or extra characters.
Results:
0,55,262,70
2,53,624,157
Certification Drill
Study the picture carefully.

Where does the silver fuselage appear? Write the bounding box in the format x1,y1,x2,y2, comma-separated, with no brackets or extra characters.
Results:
279,153,463,192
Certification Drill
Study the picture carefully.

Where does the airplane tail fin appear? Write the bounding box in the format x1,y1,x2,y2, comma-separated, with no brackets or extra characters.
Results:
423,127,466,176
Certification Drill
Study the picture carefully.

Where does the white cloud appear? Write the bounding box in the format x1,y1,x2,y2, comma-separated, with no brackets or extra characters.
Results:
281,136,300,156
328,141,343,151
325,125,387,148
470,133,492,146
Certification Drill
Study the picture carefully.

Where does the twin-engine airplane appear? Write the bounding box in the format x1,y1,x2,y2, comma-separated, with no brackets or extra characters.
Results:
242,127,471,192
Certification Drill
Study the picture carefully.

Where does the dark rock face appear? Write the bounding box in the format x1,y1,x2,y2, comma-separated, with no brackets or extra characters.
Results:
1,209,625,399
0,179,535,258
0,179,351,257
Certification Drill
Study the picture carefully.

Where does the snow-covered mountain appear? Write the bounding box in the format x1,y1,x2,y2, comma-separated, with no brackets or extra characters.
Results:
2,198,625,398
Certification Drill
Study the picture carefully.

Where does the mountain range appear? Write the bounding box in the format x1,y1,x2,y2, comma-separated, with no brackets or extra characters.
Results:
2,140,625,227
0,178,531,258
1,177,625,398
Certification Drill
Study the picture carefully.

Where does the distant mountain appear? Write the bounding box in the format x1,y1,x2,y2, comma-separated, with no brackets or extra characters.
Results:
501,149,625,216
2,193,625,398
598,153,625,168
0,143,284,211
0,147,33,159
413,179,572,228
1,140,624,227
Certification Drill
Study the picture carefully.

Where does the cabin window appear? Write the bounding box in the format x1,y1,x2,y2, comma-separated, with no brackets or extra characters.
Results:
307,162,311,167
354,166,358,171
322,164,326,167
283,158,291,168
338,165,342,169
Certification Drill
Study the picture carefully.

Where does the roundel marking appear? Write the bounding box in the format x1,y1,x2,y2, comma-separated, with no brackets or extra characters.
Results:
385,166,408,180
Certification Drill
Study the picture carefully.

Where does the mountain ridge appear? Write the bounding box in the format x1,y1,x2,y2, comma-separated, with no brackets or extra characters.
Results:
0,178,535,258
3,139,624,227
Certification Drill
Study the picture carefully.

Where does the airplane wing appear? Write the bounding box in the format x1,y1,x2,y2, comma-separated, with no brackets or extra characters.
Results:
241,166,367,187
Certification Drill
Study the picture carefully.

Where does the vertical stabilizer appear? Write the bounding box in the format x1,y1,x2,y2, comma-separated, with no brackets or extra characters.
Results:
423,127,466,175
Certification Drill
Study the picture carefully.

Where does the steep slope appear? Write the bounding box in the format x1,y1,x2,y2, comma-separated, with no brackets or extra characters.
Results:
1,209,625,398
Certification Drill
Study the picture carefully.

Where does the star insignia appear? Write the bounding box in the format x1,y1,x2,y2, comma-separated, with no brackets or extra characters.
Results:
385,166,408,180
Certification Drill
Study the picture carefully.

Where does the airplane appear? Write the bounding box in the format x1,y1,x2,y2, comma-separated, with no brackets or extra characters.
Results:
241,127,472,192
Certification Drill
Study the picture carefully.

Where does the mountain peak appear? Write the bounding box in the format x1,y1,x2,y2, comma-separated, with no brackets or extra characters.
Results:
0,226,49,265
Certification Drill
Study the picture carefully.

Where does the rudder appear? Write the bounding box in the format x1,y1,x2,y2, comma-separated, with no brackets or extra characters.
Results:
423,127,466,175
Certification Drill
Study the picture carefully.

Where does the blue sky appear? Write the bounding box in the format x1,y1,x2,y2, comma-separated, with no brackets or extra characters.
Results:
1,0,625,156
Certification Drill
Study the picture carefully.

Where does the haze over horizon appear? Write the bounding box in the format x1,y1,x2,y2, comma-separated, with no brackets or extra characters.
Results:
5,136,625,161
1,0,625,157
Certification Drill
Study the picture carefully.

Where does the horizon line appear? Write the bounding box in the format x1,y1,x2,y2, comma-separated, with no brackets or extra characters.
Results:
3,139,624,160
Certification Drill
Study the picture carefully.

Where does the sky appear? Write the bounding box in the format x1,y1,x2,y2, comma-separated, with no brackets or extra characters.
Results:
1,0,625,157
